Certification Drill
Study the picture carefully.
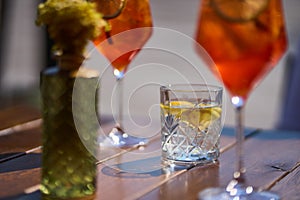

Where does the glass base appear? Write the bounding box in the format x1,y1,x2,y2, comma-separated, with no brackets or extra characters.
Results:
198,187,280,200
100,126,148,148
162,156,218,170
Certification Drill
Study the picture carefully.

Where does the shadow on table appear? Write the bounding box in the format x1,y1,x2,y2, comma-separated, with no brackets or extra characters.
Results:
0,153,41,174
101,156,165,178
0,191,40,200
101,155,220,179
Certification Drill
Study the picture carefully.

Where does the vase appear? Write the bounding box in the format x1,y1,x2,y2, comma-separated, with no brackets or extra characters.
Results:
40,55,99,199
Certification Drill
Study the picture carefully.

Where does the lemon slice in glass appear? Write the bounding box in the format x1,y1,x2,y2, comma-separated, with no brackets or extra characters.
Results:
161,101,194,116
95,0,126,20
181,103,222,128
211,0,269,22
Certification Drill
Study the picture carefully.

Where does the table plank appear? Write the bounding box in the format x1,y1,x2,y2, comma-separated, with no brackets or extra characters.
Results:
96,135,178,200
208,129,300,191
94,127,248,200
0,105,40,130
135,127,244,200
271,163,300,200
219,127,256,152
137,163,219,200
0,127,42,156
0,126,238,200
1,105,298,200
138,129,300,200
0,153,41,199
97,160,186,200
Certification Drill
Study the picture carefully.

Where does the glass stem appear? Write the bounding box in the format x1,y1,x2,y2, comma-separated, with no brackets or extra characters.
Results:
231,96,246,185
115,77,124,129
234,105,246,184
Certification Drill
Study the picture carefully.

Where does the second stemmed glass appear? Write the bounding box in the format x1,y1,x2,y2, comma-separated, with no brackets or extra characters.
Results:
92,0,153,147
195,0,287,199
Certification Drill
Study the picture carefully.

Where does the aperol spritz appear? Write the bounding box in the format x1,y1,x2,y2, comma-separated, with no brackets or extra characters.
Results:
195,0,287,199
93,0,153,147
195,0,287,100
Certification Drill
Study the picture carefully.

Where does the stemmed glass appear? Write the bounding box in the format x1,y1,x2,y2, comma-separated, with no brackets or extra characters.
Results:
92,0,153,147
195,0,287,199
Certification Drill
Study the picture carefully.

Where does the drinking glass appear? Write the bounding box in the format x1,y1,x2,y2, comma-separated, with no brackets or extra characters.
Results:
160,84,223,168
92,0,153,147
195,0,287,199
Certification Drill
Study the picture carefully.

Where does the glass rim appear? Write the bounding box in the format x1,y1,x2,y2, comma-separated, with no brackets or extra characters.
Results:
160,84,223,93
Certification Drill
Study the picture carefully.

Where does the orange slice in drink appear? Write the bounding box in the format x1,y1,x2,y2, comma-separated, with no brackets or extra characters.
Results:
211,0,269,22
94,0,126,20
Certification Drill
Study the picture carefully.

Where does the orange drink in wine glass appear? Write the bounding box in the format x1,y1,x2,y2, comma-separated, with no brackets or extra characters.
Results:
195,0,287,100
93,0,152,75
92,0,153,147
195,0,287,199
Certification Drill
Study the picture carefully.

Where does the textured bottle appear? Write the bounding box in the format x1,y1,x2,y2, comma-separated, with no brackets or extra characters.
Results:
40,56,99,199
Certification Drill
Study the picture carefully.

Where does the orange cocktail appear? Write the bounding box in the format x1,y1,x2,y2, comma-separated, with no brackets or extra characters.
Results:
195,0,287,100
93,0,152,73
195,1,287,198
92,0,153,148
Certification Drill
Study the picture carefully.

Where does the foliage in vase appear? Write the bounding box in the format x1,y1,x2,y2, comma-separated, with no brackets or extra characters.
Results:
36,0,106,56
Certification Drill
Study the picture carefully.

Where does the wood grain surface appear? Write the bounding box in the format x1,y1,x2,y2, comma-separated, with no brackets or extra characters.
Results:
0,105,299,200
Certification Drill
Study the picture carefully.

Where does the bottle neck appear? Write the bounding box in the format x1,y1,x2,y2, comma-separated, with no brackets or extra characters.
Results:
56,54,85,71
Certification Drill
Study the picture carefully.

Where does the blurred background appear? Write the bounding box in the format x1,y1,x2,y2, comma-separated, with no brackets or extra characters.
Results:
0,0,300,130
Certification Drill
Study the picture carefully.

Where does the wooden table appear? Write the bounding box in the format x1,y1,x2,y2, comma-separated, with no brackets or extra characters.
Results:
0,104,299,200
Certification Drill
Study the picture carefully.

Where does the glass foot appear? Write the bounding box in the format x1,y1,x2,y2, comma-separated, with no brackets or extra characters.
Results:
198,187,280,200
100,126,148,148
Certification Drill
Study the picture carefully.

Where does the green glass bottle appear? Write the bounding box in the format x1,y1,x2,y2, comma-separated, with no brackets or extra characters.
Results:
40,55,99,199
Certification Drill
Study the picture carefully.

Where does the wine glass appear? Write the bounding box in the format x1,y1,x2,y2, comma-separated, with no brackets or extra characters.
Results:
92,0,153,147
195,0,287,199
